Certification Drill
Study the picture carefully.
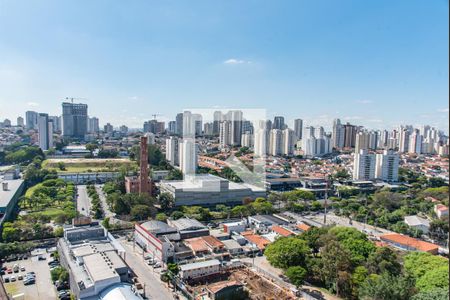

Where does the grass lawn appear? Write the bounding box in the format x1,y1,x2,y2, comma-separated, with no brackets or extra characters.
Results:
42,158,137,173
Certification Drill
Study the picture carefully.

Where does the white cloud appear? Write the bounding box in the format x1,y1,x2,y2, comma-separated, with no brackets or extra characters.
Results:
437,108,449,113
355,99,373,104
367,119,383,123
27,101,39,107
223,58,250,65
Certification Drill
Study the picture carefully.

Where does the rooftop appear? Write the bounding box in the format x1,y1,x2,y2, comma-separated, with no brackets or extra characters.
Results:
169,218,207,231
404,215,430,227
271,225,295,237
380,233,439,253
0,178,24,209
139,220,177,235
179,259,221,271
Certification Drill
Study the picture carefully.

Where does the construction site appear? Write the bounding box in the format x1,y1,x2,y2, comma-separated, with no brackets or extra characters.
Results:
187,267,297,300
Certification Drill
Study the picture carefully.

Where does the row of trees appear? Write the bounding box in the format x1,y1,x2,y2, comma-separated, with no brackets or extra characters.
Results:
87,184,104,219
265,226,449,299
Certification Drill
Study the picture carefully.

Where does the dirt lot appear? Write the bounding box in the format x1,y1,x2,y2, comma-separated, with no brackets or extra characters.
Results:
191,268,296,300
2,251,57,300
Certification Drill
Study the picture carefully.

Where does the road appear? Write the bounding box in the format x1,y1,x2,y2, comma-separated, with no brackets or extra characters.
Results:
118,237,175,300
76,185,91,216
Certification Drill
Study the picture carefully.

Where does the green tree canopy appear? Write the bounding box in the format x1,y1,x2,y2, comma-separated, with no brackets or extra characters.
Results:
265,237,310,270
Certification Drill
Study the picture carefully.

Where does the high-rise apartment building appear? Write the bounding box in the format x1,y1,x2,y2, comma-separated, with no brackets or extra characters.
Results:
213,111,223,136
332,118,345,149
175,113,183,135
408,129,423,154
167,121,176,134
398,127,410,153
302,126,332,157
254,128,269,157
353,149,375,180
241,132,254,148
343,123,358,148
165,136,180,166
104,123,114,133
193,114,203,136
88,117,99,133
294,119,303,140
269,129,283,156
282,128,295,156
375,150,399,182
219,121,232,149
273,116,285,130
62,102,88,139
37,113,53,150
179,139,197,176
17,116,24,127
26,111,38,130
203,122,214,136
49,116,61,132
229,110,243,146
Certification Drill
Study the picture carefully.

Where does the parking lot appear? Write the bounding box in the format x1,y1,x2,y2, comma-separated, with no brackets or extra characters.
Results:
2,251,58,300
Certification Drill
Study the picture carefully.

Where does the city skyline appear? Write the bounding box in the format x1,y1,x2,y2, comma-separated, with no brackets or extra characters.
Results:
0,1,448,129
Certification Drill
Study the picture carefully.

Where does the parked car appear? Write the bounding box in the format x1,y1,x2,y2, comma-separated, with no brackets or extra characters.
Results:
27,271,36,276
18,275,23,280
20,266,25,271
13,264,19,273
24,278,35,285
6,268,12,274
153,262,162,268
10,275,16,282
3,277,10,283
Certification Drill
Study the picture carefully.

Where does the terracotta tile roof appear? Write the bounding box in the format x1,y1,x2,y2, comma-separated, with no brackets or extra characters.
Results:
202,235,225,249
271,225,294,237
296,223,311,232
380,233,439,253
242,233,270,250
435,204,449,212
185,237,208,253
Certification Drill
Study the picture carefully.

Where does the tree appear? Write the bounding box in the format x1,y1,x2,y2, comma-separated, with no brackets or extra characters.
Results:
156,213,168,222
299,226,329,255
167,263,179,275
366,247,401,276
352,266,369,291
359,273,415,300
158,192,175,211
2,225,19,242
411,288,449,300
265,237,310,269
415,265,449,292
170,211,184,220
54,227,64,237
319,239,352,295
102,217,111,230
285,266,306,287
130,204,155,221
328,226,375,264
231,205,249,218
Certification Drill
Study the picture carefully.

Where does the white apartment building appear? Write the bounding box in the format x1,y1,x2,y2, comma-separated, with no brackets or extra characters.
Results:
353,149,375,180
375,150,399,182
254,128,269,158
38,113,53,151
241,132,254,148
282,128,295,156
270,129,282,156
165,136,179,166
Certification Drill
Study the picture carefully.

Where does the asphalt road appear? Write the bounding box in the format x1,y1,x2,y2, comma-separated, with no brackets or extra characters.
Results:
118,237,175,300
95,184,115,219
76,185,91,216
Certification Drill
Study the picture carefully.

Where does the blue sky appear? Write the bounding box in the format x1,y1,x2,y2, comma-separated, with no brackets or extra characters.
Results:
0,0,448,131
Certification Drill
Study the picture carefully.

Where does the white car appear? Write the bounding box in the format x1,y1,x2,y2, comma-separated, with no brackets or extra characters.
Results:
10,275,16,282
153,262,162,268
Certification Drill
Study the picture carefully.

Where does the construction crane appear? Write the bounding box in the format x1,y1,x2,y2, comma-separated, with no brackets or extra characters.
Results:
65,97,88,103
151,114,162,120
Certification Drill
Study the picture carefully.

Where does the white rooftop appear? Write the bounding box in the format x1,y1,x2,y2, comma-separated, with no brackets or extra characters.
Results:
404,215,430,227
179,259,221,271
0,178,24,209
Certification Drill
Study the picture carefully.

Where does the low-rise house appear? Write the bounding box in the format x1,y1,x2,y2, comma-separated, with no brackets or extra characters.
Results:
379,233,439,254
241,231,271,251
222,239,244,256
434,204,449,219
222,221,246,234
404,215,430,234
271,225,295,237
179,259,221,280
296,223,311,233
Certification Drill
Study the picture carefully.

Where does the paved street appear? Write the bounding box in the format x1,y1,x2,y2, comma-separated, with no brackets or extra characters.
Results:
118,237,174,300
76,185,91,216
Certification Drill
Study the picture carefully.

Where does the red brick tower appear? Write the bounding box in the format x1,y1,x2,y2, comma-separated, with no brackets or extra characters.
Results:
139,136,151,195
